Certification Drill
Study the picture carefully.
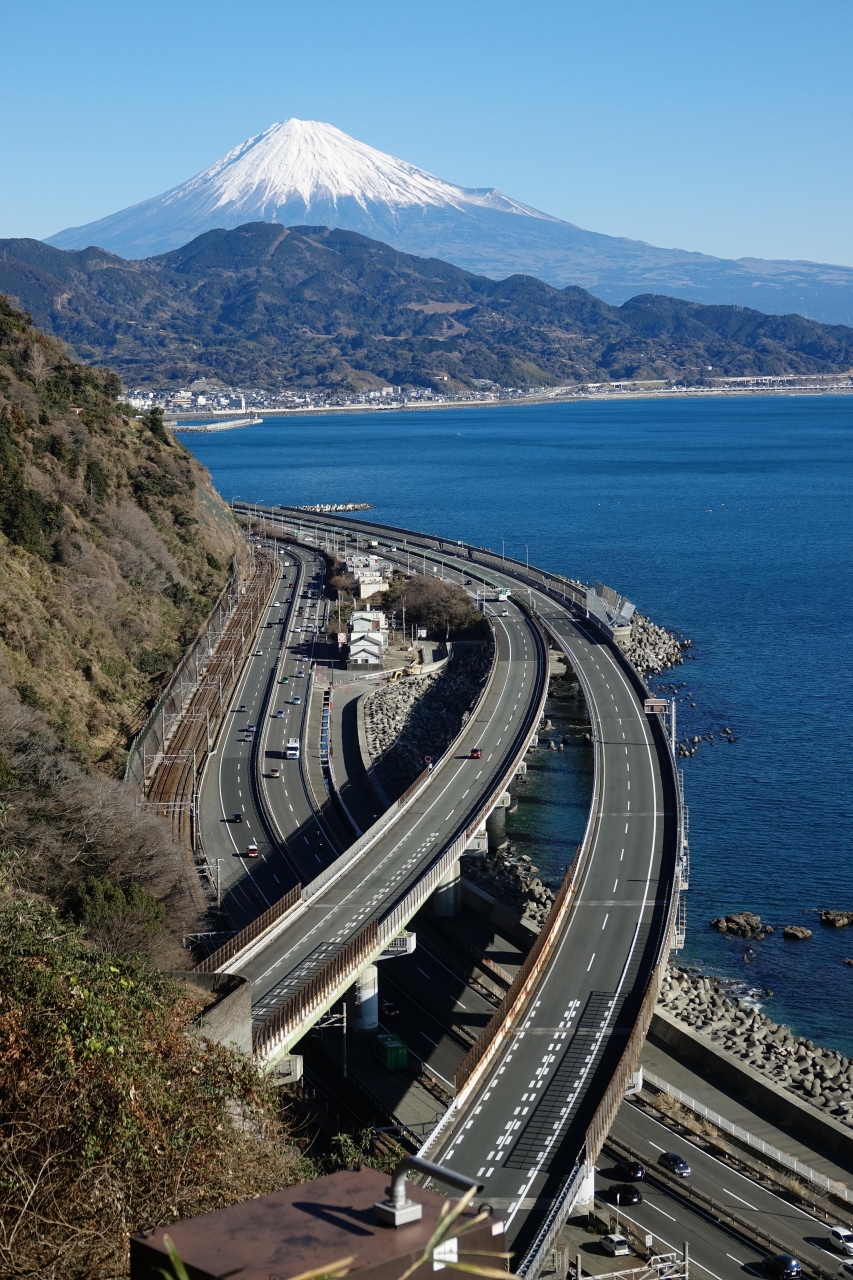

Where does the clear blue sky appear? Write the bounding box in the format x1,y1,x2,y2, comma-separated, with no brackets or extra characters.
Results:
4,0,853,265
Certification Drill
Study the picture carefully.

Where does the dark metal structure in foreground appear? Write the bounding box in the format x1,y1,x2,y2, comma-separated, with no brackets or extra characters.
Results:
130,1166,505,1280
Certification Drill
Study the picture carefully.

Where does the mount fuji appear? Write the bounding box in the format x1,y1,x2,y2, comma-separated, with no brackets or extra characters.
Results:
47,119,853,325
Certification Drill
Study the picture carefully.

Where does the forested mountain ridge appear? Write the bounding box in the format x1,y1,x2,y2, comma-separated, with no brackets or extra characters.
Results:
3,223,853,392
44,118,853,325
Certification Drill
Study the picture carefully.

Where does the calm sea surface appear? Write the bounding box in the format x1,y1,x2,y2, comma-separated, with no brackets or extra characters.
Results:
179,396,853,1052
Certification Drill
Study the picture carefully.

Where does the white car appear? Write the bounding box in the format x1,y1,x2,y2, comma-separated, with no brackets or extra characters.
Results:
601,1235,630,1257
828,1229,853,1256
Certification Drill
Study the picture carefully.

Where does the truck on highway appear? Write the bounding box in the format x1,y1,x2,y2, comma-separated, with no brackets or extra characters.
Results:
286,737,300,760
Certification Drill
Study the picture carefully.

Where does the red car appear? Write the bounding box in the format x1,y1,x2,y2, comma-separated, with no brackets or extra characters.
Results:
470,747,483,759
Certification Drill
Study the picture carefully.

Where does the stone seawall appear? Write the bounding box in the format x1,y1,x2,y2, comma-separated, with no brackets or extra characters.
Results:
361,637,493,801
653,966,853,1165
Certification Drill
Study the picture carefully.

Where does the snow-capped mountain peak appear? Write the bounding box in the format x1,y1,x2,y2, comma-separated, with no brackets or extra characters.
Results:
185,118,485,214
43,118,853,324
47,119,556,259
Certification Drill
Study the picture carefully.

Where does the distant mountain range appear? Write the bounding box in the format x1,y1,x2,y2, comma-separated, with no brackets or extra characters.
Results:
4,223,853,392
45,119,853,325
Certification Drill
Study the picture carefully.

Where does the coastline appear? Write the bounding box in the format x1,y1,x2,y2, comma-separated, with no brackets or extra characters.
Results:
171,381,853,428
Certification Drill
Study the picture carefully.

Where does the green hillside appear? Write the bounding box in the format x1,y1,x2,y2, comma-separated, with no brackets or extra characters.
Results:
2,223,852,391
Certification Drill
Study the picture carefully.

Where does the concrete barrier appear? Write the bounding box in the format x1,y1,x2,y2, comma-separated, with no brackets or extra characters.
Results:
650,1008,853,1170
174,972,253,1056
460,878,538,948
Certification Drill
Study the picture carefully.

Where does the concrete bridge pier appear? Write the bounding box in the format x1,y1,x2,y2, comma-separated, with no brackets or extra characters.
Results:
486,790,512,853
574,1162,595,1212
431,861,461,916
507,776,519,814
353,964,379,1033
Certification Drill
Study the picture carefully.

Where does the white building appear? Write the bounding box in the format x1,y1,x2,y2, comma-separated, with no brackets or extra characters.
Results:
347,609,388,666
348,632,383,665
345,554,390,602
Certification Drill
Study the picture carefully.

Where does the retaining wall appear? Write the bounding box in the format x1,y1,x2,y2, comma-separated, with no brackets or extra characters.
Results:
651,1008,853,1170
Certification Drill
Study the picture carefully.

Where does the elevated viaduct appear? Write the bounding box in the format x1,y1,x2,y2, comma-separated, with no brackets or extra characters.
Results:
205,504,685,1274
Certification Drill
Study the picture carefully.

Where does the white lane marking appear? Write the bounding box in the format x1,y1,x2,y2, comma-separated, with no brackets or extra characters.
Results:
601,914,609,930
484,642,660,1230
249,603,531,986
725,1188,759,1211
587,953,596,971
647,1203,676,1221
618,1212,729,1280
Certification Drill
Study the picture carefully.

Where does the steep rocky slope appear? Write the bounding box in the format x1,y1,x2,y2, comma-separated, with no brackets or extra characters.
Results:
0,295,240,951
0,295,239,767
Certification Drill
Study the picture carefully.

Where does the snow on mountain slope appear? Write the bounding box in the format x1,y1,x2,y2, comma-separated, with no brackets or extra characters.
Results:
173,118,554,217
46,119,557,260
46,118,853,324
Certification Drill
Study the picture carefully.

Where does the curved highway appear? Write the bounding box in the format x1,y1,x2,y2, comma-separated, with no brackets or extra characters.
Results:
425,582,674,1263
225,596,547,1043
230,506,679,1272
198,544,338,927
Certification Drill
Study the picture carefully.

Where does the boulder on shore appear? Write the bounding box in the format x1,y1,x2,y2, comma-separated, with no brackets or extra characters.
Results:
657,965,853,1127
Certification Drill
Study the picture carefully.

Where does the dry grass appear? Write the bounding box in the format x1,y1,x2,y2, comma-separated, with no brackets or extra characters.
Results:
0,888,313,1280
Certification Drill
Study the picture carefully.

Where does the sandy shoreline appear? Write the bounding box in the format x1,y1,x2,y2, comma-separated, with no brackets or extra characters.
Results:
172,381,853,428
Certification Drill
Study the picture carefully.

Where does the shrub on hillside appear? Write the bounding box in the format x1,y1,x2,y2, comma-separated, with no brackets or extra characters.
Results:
0,891,310,1280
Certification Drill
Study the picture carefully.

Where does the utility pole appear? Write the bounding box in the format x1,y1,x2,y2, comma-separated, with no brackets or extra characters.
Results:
342,998,348,1078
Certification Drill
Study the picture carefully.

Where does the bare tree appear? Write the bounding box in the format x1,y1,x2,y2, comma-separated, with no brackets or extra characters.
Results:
27,344,53,387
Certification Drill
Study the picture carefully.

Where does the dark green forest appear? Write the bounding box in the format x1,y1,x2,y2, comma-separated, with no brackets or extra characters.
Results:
2,223,853,391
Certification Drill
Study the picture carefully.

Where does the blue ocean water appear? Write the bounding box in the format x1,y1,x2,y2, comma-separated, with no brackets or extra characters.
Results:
179,396,853,1052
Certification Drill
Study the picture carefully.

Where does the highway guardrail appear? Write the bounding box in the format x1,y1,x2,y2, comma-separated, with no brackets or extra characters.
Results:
249,603,549,1060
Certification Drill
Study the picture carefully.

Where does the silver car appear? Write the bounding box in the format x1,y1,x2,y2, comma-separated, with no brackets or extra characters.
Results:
601,1235,630,1257
828,1228,853,1256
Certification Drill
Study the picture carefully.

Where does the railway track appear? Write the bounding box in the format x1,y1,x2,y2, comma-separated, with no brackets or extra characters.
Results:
144,548,279,847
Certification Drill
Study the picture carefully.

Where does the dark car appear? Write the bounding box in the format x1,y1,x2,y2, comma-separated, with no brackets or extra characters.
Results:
610,1183,643,1206
232,812,242,823
763,1256,801,1279
614,1159,646,1181
658,1152,691,1177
